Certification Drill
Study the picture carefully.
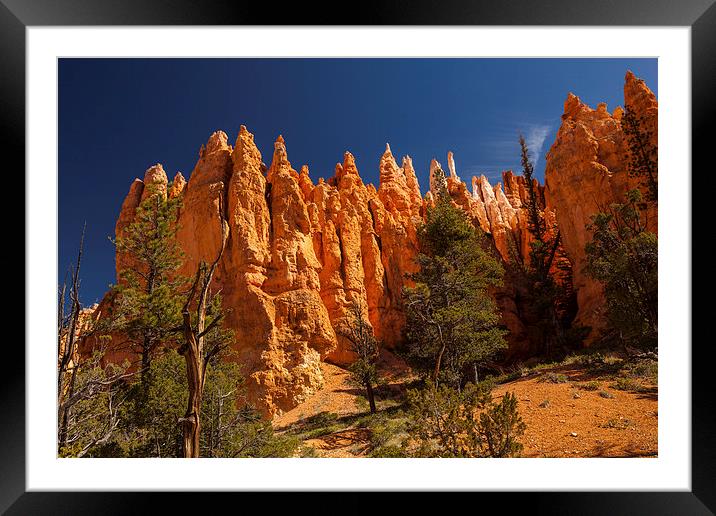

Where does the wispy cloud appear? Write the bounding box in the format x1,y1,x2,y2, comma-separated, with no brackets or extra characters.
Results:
460,120,555,185
524,124,551,171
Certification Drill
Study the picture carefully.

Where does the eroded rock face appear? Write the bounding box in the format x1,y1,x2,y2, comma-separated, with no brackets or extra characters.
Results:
218,129,336,415
444,167,557,269
114,179,145,280
110,138,563,415
105,71,655,414
110,130,424,417
114,165,169,282
544,71,658,339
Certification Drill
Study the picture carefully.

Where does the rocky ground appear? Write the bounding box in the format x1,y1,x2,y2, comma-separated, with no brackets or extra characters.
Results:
273,352,658,458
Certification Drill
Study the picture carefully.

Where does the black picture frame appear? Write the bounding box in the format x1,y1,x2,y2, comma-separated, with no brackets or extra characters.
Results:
3,0,709,513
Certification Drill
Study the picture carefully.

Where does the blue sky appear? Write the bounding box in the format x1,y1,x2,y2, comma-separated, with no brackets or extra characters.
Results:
59,58,657,304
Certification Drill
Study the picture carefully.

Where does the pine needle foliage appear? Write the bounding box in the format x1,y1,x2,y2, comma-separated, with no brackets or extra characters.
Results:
585,107,658,351
339,302,380,413
622,105,658,204
108,185,186,394
516,135,581,355
405,381,526,458
585,189,658,351
403,167,507,388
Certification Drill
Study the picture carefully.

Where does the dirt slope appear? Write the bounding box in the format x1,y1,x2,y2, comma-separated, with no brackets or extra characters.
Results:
273,356,657,458
493,366,657,458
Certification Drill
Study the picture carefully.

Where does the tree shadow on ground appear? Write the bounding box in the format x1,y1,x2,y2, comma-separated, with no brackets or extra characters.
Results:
310,428,372,452
334,403,406,428
335,378,421,404
633,387,658,401
590,444,657,458
579,439,655,458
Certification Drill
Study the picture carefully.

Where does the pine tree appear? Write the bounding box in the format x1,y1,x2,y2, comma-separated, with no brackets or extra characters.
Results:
585,190,658,351
520,136,545,244
92,351,297,458
622,105,658,204
201,357,298,457
109,185,186,398
517,135,572,355
403,167,507,388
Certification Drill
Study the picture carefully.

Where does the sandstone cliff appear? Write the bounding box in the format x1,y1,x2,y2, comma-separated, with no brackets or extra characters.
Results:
110,141,554,414
103,71,656,416
544,70,658,337
109,128,426,416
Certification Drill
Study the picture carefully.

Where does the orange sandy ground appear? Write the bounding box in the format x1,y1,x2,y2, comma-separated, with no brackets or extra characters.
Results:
273,355,657,458
492,366,657,458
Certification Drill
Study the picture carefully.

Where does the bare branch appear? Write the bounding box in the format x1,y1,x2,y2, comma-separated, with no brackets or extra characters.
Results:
198,313,224,340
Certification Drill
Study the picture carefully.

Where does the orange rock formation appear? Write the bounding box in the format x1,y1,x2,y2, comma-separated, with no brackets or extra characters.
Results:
103,71,656,416
544,71,658,337
110,128,426,416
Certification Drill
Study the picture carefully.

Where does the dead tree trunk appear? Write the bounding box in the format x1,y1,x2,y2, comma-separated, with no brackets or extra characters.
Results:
180,320,205,458
179,208,229,458
58,224,85,452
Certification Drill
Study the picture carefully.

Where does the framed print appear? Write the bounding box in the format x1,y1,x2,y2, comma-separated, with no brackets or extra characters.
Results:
4,0,710,513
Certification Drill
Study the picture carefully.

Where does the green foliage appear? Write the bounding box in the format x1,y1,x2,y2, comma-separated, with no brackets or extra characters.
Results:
64,187,298,458
300,411,339,429
339,303,380,412
369,445,408,458
623,357,658,382
478,392,527,457
299,446,319,458
404,381,525,457
283,410,372,456
611,377,650,393
114,187,184,285
107,187,187,386
367,412,409,457
515,135,583,355
58,352,133,458
405,381,491,457
287,411,342,441
119,351,187,457
403,168,507,387
112,279,184,352
486,368,524,385
519,135,558,282
622,105,657,203
584,106,658,351
201,358,298,457
563,351,624,374
578,381,601,391
519,135,545,243
585,189,658,351
71,351,296,458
